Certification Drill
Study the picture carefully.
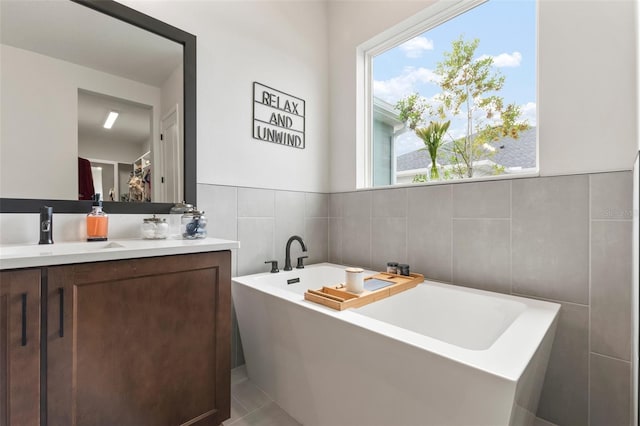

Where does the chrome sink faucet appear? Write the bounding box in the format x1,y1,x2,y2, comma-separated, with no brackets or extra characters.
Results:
284,235,307,271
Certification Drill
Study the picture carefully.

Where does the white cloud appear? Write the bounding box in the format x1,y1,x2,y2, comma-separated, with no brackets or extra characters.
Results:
519,101,536,125
472,100,536,128
398,36,434,59
479,51,522,67
373,66,438,104
395,132,423,156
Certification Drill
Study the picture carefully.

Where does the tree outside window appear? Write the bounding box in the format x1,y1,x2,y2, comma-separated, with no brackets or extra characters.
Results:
371,0,536,186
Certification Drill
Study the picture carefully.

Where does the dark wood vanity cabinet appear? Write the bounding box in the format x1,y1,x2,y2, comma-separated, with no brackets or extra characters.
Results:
0,269,41,426
2,251,231,426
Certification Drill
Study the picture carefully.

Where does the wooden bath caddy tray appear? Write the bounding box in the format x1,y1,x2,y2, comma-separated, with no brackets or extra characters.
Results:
304,272,424,311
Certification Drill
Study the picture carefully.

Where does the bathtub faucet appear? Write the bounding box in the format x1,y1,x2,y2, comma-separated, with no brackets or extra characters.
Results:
284,235,307,271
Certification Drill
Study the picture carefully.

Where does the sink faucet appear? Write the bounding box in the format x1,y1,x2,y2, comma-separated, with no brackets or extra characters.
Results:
39,206,53,245
284,235,307,271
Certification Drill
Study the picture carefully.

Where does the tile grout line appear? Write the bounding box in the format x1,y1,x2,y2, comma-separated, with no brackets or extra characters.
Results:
405,188,408,266
325,195,331,261
272,190,276,267
589,350,633,365
368,192,372,269
235,187,239,276
231,394,250,414
334,195,339,264
588,173,592,426
451,217,511,221
240,383,276,418
511,291,590,308
340,194,343,264
336,194,342,264
509,180,513,296
228,378,276,425
450,184,453,284
233,400,273,424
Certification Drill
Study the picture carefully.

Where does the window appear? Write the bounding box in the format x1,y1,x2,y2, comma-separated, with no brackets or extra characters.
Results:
363,0,537,187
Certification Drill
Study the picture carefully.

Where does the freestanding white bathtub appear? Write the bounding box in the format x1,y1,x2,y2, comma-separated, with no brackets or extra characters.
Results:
232,263,559,426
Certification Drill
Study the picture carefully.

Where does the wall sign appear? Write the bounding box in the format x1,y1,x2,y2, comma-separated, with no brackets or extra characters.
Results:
253,82,305,149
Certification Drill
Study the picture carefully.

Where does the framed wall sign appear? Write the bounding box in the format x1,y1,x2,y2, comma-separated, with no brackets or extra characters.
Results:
253,82,305,149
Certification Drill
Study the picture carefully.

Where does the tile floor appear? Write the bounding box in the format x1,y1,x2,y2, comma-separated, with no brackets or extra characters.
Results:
226,366,558,426
225,366,301,426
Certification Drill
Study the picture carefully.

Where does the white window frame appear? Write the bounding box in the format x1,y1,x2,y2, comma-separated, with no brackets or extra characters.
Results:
356,0,538,189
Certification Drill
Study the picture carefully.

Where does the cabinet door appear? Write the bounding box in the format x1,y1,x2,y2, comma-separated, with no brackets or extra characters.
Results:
0,269,41,426
47,251,231,426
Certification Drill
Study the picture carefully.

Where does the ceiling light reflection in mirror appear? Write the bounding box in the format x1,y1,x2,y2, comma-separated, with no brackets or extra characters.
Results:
103,111,119,129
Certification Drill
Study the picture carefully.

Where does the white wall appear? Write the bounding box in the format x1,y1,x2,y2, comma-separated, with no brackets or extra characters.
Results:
160,64,183,124
121,0,330,194
0,45,162,199
538,0,637,177
328,0,435,191
78,137,146,165
328,0,639,192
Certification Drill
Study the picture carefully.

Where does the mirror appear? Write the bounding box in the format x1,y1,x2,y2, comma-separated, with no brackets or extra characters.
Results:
0,0,196,213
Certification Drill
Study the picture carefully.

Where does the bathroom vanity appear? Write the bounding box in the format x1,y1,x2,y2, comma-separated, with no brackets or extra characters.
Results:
0,238,238,426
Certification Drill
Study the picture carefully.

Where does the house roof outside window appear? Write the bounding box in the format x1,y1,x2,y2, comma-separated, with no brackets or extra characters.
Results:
396,126,537,173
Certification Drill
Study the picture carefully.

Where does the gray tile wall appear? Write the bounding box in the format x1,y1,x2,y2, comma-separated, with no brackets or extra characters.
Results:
328,171,634,426
197,184,329,367
202,170,634,425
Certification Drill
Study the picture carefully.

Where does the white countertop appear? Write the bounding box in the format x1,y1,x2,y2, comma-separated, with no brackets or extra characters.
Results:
0,237,240,270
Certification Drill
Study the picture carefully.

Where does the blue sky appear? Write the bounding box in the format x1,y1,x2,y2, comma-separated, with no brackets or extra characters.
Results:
373,0,536,155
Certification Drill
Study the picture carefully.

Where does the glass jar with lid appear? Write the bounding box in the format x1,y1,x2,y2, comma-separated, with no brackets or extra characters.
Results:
170,202,193,239
141,215,169,239
181,209,207,239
